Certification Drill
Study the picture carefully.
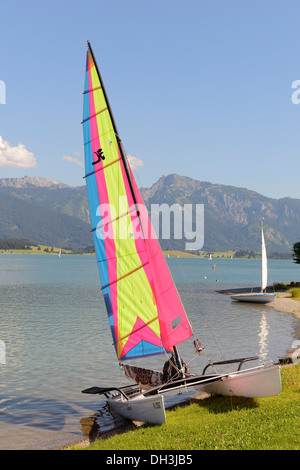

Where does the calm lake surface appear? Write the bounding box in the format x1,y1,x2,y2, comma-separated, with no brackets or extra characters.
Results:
0,254,299,449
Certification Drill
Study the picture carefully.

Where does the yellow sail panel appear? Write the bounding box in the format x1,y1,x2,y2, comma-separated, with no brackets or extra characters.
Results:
83,45,170,360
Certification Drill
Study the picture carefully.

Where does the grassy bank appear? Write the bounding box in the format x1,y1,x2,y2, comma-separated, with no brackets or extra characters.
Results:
163,250,240,259
71,365,300,451
163,250,236,258
0,243,73,255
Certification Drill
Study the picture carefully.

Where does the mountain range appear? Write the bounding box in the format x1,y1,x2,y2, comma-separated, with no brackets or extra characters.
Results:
0,174,299,253
0,176,91,248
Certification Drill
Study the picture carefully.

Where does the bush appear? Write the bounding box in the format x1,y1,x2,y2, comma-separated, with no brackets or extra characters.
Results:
288,287,300,298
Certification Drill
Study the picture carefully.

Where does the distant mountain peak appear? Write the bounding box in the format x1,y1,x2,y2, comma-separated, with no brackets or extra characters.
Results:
0,176,67,189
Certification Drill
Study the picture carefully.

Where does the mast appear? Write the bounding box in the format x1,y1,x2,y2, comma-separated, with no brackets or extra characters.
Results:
173,345,184,375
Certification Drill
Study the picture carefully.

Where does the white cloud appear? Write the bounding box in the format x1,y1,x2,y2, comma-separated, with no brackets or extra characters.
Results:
62,154,84,167
0,136,37,168
126,154,145,170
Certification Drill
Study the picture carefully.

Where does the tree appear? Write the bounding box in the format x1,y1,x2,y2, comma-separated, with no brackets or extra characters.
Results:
292,242,300,264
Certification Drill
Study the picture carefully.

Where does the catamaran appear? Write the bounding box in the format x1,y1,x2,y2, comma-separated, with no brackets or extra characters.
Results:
231,219,276,304
81,42,281,424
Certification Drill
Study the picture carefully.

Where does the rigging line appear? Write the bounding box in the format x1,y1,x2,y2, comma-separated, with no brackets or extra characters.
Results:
91,207,139,233
84,157,121,179
81,106,108,124
202,319,226,365
115,316,159,344
101,261,149,290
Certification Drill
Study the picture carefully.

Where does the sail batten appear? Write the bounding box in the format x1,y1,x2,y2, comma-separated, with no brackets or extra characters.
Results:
81,106,108,124
84,157,122,179
83,42,193,361
91,207,138,233
101,262,149,290
83,86,102,94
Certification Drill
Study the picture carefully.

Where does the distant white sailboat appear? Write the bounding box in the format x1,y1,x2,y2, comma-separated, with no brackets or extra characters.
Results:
58,249,61,258
231,220,275,304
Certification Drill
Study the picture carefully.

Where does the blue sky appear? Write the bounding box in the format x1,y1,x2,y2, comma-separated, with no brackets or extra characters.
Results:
1,0,300,199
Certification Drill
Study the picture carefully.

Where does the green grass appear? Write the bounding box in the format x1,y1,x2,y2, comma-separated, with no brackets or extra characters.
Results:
163,250,237,259
288,288,300,299
0,243,73,255
71,365,300,451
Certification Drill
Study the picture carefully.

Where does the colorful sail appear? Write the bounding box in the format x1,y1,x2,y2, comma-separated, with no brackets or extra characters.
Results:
82,42,192,361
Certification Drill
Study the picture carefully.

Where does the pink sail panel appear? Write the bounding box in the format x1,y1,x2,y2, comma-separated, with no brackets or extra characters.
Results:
127,165,193,351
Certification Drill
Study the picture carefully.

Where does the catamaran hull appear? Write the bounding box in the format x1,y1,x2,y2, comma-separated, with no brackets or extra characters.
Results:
231,293,276,304
108,393,166,424
195,365,281,398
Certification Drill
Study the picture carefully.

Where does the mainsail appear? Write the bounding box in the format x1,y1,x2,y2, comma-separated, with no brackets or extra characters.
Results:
82,42,192,362
261,220,267,291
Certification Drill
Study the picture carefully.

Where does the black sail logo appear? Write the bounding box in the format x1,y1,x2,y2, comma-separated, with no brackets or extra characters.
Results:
93,148,105,165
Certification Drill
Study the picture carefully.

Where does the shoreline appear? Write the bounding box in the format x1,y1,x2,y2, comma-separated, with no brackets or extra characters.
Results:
0,250,293,259
255,291,300,362
218,287,300,363
217,287,300,320
266,292,300,319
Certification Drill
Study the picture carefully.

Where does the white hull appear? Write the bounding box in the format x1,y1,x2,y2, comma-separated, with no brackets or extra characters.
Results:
83,362,281,424
108,392,166,424
231,293,275,304
195,365,281,398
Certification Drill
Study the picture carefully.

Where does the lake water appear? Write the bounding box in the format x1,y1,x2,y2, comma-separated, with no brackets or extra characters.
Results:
0,254,299,449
